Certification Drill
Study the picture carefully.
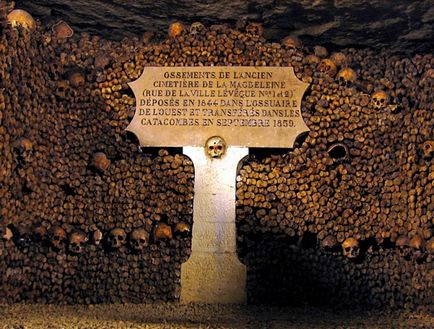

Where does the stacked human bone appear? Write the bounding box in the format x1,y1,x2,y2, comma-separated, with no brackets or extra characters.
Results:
0,3,433,310
0,4,192,304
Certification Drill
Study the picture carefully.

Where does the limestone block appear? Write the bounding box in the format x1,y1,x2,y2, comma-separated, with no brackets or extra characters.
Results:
181,251,246,304
181,146,248,304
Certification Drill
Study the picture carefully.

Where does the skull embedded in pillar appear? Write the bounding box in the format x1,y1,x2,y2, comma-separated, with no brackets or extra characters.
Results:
68,230,88,254
50,226,67,251
129,229,149,252
205,136,226,159
342,237,360,259
107,228,126,249
371,90,389,109
396,235,412,259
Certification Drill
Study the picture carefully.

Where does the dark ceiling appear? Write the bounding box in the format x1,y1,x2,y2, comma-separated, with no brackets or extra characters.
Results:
15,0,434,53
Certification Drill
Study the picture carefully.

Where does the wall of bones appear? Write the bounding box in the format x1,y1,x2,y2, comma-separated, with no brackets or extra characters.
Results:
0,3,433,310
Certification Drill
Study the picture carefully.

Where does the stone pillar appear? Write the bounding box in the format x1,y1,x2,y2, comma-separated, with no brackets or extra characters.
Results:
181,146,248,304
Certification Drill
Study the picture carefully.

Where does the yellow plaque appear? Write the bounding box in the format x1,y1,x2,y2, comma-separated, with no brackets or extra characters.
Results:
127,67,309,148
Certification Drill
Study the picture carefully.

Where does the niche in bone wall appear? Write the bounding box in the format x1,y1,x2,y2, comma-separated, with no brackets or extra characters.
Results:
0,3,433,311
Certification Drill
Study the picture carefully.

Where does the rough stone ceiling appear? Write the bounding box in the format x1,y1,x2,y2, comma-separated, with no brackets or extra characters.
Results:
15,0,434,53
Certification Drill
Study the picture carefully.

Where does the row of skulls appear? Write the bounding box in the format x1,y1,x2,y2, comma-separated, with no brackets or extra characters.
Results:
0,222,191,254
2,223,432,259
323,235,434,261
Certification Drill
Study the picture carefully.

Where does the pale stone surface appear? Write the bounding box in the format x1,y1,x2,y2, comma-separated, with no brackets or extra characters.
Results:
193,195,233,223
191,221,237,253
127,67,309,148
125,66,309,304
181,146,248,304
181,252,247,304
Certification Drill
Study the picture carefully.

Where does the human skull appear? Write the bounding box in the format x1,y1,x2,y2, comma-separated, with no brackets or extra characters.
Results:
142,31,154,44
50,226,67,250
329,52,348,67
153,223,173,242
68,70,85,87
321,235,338,252
16,138,33,152
342,237,360,259
205,136,226,159
32,224,47,243
190,22,205,35
336,68,357,87
7,9,36,31
314,46,328,58
14,224,32,248
371,90,389,109
396,235,412,259
129,229,149,252
419,68,433,88
318,59,337,77
55,80,69,99
68,231,88,254
91,152,111,171
94,53,111,70
1,226,13,241
282,35,302,49
305,55,320,65
174,222,191,236
107,228,126,249
168,22,185,38
410,235,425,260
421,141,434,158
14,138,34,163
52,20,74,39
92,229,103,246
427,238,434,263
245,22,264,37
427,237,434,255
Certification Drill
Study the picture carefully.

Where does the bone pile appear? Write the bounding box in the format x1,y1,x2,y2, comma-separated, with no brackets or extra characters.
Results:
0,3,433,310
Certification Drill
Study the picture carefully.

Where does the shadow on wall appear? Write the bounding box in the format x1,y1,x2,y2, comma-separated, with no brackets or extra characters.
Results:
239,234,432,311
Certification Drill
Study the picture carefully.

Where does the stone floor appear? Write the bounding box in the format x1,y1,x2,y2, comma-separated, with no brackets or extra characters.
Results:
0,303,433,328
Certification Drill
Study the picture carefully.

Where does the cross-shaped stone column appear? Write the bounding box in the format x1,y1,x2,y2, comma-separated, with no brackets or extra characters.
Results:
181,146,248,303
